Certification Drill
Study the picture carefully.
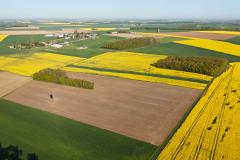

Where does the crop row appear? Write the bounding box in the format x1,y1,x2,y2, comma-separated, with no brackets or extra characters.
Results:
157,62,240,160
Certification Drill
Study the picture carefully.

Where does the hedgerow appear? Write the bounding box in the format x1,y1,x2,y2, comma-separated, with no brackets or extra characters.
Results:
152,56,228,76
33,68,94,89
102,37,159,50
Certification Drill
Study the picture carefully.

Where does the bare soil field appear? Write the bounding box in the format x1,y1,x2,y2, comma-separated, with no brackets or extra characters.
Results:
0,29,89,35
4,72,201,145
0,72,31,97
166,31,236,40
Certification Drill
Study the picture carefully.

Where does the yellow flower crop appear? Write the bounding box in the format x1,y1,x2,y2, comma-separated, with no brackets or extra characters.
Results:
63,66,207,90
0,52,84,76
80,28,116,31
158,62,240,160
0,35,8,42
73,52,212,81
195,31,240,35
63,51,211,89
176,39,240,57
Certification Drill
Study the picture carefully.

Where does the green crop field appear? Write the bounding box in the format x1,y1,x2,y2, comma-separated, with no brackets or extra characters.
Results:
0,35,57,55
224,36,240,45
0,99,156,160
0,35,123,58
43,35,124,58
2,35,57,45
129,42,240,62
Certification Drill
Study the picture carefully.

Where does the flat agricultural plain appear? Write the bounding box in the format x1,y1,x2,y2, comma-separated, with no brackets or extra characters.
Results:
4,72,201,145
0,72,31,97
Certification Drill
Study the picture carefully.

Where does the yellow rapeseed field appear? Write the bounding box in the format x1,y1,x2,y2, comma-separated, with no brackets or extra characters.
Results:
80,28,116,31
158,62,240,160
0,35,8,42
63,52,212,89
176,39,240,57
63,66,207,90
73,52,212,81
0,52,83,76
195,31,240,35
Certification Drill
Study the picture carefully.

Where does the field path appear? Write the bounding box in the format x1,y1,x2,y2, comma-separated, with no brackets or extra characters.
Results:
0,72,31,97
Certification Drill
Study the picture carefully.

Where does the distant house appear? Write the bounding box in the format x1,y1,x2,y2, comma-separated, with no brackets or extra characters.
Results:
45,34,54,37
51,44,63,48
57,34,65,38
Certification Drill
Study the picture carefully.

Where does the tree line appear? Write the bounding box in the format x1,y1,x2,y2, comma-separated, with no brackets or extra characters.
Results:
152,56,228,76
0,144,38,160
33,68,94,89
102,37,159,50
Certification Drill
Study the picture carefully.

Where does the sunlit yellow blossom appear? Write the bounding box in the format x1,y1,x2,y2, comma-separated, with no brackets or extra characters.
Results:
176,39,240,57
0,52,84,76
0,35,8,42
63,66,207,90
63,51,211,89
158,63,240,160
195,31,240,35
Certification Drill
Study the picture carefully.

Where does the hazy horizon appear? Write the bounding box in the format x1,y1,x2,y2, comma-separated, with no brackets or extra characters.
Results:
0,0,239,20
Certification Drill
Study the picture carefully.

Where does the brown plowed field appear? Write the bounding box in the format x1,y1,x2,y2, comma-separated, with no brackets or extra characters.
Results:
0,72,31,97
4,72,201,145
167,31,236,40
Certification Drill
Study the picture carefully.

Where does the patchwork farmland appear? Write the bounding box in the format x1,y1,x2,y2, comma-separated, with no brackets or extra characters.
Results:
1,19,240,160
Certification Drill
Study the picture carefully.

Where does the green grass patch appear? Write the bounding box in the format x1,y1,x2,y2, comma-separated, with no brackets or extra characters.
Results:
129,42,240,62
1,35,56,45
43,35,124,58
0,35,57,56
224,36,240,45
0,99,156,160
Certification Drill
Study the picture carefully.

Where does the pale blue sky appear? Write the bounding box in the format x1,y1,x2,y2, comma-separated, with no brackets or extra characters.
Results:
0,0,239,19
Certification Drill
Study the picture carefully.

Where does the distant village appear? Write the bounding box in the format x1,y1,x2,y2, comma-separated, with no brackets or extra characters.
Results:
9,30,98,49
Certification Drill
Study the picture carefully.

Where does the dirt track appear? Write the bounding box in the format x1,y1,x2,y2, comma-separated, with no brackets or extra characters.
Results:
0,72,31,97
4,72,200,145
166,31,236,40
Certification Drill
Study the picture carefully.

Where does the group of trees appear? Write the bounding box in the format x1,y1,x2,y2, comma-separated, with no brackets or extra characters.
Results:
11,42,45,49
152,56,228,76
103,37,159,50
33,68,94,89
0,144,38,160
